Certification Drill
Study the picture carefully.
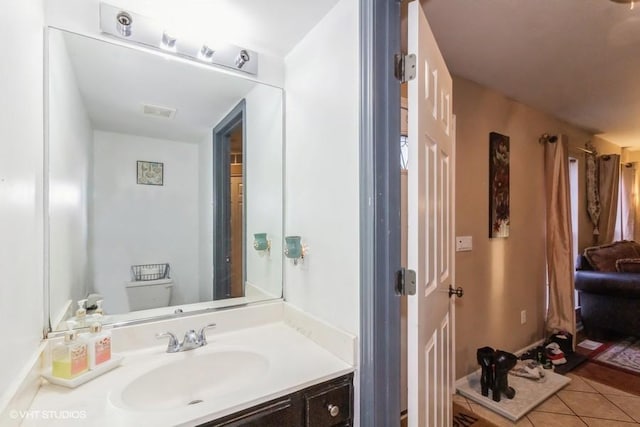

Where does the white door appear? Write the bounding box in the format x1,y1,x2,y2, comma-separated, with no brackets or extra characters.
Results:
407,1,456,426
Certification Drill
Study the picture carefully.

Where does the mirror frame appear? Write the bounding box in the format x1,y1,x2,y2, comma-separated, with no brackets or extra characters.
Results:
43,27,285,338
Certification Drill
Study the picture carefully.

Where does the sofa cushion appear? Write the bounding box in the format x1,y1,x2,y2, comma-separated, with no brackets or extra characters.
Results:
584,241,640,272
616,258,640,273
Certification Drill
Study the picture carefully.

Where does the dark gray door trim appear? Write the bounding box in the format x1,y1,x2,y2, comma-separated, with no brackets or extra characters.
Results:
212,100,246,300
359,0,401,426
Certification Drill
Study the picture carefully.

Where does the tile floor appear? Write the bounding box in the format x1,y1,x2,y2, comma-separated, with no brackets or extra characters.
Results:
454,373,640,426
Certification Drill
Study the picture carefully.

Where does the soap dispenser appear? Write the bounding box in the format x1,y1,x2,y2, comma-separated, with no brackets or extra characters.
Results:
83,322,112,369
75,299,87,327
94,300,104,316
51,331,88,379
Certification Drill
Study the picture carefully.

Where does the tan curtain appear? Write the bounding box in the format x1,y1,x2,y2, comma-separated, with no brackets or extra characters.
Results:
598,155,620,244
544,135,575,339
616,164,636,241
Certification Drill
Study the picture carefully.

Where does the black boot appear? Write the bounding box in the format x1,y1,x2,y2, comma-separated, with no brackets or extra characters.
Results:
476,346,495,397
493,350,517,402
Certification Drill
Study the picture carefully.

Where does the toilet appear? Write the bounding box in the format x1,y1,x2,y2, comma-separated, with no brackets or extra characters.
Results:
125,278,173,311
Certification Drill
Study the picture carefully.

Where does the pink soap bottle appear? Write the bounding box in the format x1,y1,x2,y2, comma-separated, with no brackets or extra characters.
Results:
85,323,112,369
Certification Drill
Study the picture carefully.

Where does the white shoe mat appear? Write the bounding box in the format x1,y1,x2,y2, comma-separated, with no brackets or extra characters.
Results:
455,368,571,421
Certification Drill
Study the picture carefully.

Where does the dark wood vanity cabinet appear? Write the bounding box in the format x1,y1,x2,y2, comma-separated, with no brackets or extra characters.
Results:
199,373,353,427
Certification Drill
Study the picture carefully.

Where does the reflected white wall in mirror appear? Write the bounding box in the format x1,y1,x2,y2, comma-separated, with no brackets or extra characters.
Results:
47,28,284,332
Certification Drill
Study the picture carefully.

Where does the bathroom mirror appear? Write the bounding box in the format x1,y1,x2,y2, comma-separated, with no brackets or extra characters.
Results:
46,28,283,333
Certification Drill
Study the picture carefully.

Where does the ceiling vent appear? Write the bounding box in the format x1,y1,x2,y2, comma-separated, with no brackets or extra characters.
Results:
141,103,176,119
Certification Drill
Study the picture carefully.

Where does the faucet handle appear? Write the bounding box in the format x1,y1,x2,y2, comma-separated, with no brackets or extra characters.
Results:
156,331,179,352
198,323,217,344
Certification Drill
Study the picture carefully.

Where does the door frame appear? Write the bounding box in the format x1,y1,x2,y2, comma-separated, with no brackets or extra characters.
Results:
359,0,401,426
212,100,246,300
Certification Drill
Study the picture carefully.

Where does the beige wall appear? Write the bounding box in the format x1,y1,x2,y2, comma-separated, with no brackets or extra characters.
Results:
453,76,600,378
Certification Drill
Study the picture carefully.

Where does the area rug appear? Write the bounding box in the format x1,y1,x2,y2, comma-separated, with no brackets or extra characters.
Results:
455,369,571,421
453,402,497,427
593,337,640,375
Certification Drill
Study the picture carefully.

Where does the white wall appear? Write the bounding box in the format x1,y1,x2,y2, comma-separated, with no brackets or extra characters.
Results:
0,0,45,411
197,85,284,301
284,0,360,335
245,85,284,298
92,131,199,314
48,30,93,322
198,134,215,301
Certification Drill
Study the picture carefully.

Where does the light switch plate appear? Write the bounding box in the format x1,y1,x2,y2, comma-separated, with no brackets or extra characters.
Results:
456,236,473,252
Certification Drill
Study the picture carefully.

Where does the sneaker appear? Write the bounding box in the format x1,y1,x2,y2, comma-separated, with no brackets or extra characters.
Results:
545,342,567,365
510,360,546,380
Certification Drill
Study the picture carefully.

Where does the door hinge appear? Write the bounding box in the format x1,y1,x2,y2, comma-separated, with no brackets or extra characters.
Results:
397,268,416,296
394,53,416,83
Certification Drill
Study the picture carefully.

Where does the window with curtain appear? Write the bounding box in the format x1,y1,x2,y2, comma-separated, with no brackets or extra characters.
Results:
569,157,579,309
614,163,636,241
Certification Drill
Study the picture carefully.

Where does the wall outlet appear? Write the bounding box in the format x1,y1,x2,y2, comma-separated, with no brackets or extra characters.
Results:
520,310,527,325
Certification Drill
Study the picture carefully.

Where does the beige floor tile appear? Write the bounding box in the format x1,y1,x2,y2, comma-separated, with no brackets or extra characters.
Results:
527,411,587,427
453,393,472,411
468,402,533,427
532,394,574,415
582,417,640,426
583,379,637,398
557,390,634,422
606,395,640,423
563,374,599,393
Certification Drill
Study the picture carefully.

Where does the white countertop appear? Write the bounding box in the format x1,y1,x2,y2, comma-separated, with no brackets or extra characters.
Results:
22,322,353,426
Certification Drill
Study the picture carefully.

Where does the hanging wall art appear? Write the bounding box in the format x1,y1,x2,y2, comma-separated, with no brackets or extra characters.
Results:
137,160,164,186
489,132,510,238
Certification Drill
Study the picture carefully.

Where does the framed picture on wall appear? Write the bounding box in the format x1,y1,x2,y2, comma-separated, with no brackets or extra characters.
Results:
489,132,509,238
137,161,164,186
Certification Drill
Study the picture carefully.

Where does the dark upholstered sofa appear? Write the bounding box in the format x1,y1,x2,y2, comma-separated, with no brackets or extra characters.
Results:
575,240,640,340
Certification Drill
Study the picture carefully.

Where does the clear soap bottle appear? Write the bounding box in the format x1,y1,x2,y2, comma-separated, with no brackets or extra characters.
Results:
83,322,112,369
75,299,87,327
51,331,88,379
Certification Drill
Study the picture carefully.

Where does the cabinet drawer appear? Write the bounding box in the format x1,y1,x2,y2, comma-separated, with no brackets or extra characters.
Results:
305,382,352,427
202,397,302,427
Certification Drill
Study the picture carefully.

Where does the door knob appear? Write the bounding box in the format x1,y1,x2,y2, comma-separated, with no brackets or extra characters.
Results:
448,285,464,298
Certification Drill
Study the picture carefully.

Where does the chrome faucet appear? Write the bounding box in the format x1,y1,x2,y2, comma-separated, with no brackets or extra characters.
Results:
156,323,217,353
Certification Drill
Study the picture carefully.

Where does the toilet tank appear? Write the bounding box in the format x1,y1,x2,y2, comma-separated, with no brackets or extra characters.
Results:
125,278,173,311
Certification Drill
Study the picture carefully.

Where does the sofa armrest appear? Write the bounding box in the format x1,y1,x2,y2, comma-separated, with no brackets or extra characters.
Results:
575,271,640,298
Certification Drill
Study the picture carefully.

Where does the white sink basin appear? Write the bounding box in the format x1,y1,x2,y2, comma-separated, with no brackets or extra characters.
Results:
113,350,269,411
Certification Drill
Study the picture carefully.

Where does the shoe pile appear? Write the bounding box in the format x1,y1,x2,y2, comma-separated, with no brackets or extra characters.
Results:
519,331,573,369
519,345,553,369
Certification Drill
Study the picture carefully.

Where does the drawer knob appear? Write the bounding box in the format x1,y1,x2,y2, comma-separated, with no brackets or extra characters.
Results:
327,404,340,417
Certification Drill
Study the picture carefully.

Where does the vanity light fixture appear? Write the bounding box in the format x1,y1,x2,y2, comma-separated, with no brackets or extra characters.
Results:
253,233,271,253
284,236,305,265
199,45,215,62
160,31,177,51
235,50,250,69
99,3,258,75
116,11,132,37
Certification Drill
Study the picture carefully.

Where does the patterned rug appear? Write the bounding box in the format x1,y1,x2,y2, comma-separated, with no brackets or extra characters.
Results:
453,402,497,427
593,337,640,375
